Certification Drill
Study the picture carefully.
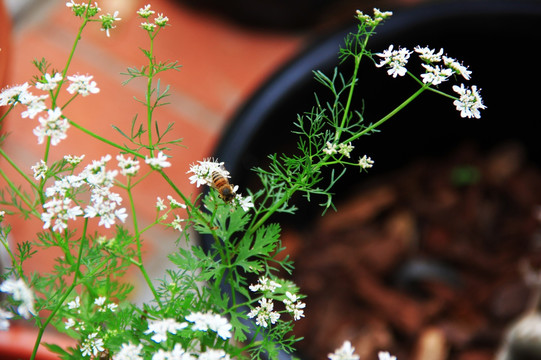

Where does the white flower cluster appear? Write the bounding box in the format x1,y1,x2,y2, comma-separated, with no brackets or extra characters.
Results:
145,151,171,170
187,158,254,212
137,4,169,31
375,45,485,118
355,8,393,27
322,142,374,171
113,312,232,360
0,73,100,146
66,1,121,37
155,196,187,232
185,311,233,340
0,278,36,330
113,343,230,360
64,295,118,333
81,332,105,357
328,341,397,360
41,154,128,232
247,276,306,327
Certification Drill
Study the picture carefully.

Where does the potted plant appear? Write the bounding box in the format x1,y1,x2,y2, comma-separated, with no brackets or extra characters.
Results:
1,2,485,360
210,1,541,359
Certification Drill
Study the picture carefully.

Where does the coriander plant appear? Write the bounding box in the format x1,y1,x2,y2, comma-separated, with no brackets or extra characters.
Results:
0,4,484,360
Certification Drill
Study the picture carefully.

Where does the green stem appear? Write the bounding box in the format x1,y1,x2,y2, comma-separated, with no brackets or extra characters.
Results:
344,85,428,144
0,168,39,218
246,184,300,238
52,10,89,102
30,219,89,360
126,180,162,306
0,147,39,192
146,35,155,154
68,119,144,159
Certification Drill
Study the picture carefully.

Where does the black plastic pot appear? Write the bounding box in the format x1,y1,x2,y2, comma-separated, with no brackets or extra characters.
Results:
205,1,541,358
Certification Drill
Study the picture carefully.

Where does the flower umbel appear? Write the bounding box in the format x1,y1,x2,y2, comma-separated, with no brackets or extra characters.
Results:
66,74,100,96
453,84,486,119
0,278,36,319
328,341,360,360
33,107,69,146
145,318,188,343
375,45,412,78
99,11,121,37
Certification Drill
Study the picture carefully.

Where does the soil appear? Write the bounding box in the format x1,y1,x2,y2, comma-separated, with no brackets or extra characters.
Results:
284,142,541,360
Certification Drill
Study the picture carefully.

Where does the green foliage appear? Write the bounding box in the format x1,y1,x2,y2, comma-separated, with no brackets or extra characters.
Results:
0,5,481,360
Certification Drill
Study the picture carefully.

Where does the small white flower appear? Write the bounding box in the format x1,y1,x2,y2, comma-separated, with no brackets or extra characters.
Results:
64,318,76,329
359,155,374,169
443,56,472,80
338,142,354,158
420,64,453,85
0,82,32,106
0,279,36,319
452,84,486,119
328,341,360,360
31,160,48,180
116,154,140,176
64,154,85,165
113,342,144,360
21,94,48,119
187,158,228,188
141,22,156,31
66,74,100,96
156,197,167,211
375,45,412,78
167,195,186,209
0,308,14,331
154,13,169,27
41,197,83,232
199,349,230,360
171,215,183,232
33,107,69,146
373,8,393,20
378,351,397,360
100,11,121,37
247,298,280,328
414,46,443,63
80,332,105,357
323,142,338,155
249,276,282,293
94,296,106,306
137,4,155,18
35,72,63,91
283,292,306,321
145,318,188,343
84,187,127,229
67,296,81,310
185,311,232,340
235,193,254,212
355,8,392,26
145,151,171,169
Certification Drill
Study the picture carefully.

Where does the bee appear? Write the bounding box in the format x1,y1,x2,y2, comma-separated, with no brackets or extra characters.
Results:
211,170,236,202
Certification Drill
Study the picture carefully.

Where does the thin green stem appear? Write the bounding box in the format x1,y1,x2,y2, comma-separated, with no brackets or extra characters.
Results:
68,119,144,159
344,85,428,144
0,169,39,218
0,147,39,192
146,35,156,154
126,180,162,306
30,219,89,360
52,11,89,102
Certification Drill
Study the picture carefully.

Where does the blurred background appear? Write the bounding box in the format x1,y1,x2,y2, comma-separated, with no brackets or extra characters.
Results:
3,0,541,359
